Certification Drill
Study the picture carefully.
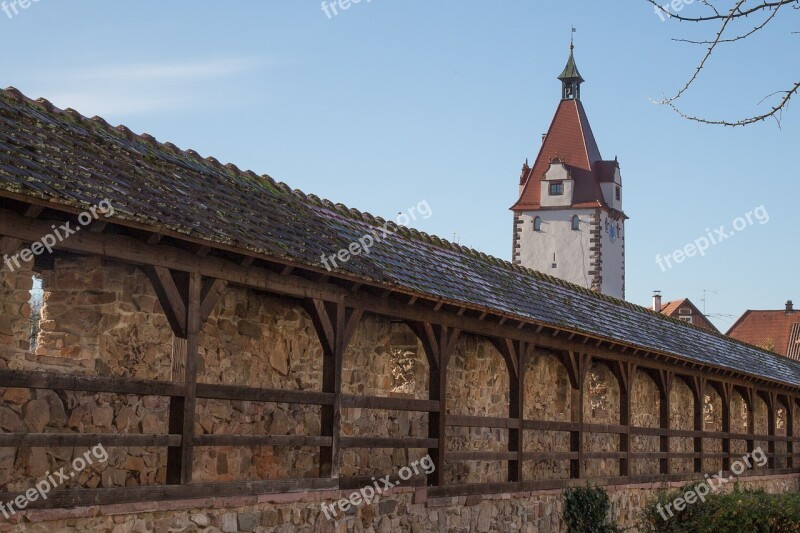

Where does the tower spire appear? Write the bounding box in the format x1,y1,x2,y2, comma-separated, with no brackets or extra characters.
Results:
559,28,583,100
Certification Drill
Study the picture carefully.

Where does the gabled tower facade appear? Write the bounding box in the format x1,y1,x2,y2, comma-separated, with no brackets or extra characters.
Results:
512,44,627,299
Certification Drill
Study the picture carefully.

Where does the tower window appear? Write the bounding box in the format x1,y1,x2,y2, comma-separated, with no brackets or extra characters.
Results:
571,215,580,231
615,187,621,201
549,182,564,196
533,217,542,232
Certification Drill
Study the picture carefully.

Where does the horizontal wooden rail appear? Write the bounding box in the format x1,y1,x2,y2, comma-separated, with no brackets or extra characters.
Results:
0,370,184,397
194,435,332,448
339,437,438,449
447,451,518,462
446,415,519,429
340,474,427,490
0,433,181,447
340,395,439,413
195,383,334,405
0,478,338,510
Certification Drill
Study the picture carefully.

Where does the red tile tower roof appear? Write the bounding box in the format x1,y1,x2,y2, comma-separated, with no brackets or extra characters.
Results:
511,50,623,214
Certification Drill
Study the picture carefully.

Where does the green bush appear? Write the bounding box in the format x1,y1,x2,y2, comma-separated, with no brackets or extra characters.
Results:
640,485,800,533
562,486,621,533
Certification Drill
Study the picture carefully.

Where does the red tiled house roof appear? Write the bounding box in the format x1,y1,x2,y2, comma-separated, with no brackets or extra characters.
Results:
727,310,800,358
659,298,719,334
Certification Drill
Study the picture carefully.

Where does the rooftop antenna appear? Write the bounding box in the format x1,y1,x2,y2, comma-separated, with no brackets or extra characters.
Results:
697,289,718,315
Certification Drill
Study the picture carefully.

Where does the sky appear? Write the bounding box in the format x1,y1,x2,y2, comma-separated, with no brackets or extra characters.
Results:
1,1,797,332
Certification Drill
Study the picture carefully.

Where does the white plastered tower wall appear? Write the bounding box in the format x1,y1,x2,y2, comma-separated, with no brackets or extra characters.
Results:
516,209,596,289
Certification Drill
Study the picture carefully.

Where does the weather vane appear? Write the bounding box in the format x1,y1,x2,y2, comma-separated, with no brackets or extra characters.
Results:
571,27,576,49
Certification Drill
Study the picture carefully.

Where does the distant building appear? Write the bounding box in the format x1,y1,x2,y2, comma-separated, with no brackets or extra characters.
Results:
727,301,800,359
652,292,719,333
512,42,627,299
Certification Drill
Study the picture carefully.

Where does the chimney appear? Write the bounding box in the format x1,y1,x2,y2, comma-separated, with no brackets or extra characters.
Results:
653,291,662,313
786,300,794,314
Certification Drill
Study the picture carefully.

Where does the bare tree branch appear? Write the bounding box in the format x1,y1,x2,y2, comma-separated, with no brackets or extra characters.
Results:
665,81,799,127
646,0,799,126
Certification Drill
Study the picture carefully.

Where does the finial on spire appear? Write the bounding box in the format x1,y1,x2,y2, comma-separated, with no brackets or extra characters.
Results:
559,30,584,100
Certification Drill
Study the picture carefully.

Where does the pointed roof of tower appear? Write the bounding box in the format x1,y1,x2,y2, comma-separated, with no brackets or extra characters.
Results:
558,44,584,83
512,98,607,210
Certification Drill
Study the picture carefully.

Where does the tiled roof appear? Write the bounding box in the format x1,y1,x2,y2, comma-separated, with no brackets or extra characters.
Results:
658,299,719,334
2,87,800,387
727,310,800,358
512,99,617,211
788,324,800,361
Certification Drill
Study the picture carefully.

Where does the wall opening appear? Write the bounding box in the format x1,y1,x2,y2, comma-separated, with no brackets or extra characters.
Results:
28,273,43,353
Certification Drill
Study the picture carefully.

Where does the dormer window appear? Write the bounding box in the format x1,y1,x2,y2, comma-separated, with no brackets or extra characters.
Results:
549,182,564,196
533,217,542,232
571,215,580,231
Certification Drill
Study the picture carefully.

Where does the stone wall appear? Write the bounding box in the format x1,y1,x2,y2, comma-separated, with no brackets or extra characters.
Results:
445,334,509,484
583,362,620,478
630,370,660,476
0,255,798,531
3,473,798,532
669,379,695,474
702,384,723,473
525,351,570,480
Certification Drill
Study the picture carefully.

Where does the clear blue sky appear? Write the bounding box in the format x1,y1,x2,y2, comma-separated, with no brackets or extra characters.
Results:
2,1,797,331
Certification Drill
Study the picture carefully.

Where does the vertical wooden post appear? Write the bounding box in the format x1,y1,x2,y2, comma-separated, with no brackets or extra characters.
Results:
691,377,706,473
742,387,756,455
411,323,460,487
787,397,796,470
158,271,201,484
720,382,733,472
657,370,674,476
305,300,363,479
490,339,534,484
763,392,777,469
614,362,636,478
563,351,590,479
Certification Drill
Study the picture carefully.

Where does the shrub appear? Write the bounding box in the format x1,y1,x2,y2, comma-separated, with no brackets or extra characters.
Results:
640,485,800,533
562,485,621,533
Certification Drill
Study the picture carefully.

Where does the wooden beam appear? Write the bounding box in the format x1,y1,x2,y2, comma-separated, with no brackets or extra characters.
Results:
166,272,201,485
0,370,185,397
410,323,460,487
196,383,334,405
0,433,181,447
23,204,44,218
304,300,363,479
144,266,187,337
200,278,228,323
194,435,331,448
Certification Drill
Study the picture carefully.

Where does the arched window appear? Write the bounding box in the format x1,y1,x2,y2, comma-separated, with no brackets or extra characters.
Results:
571,215,580,231
533,217,542,232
